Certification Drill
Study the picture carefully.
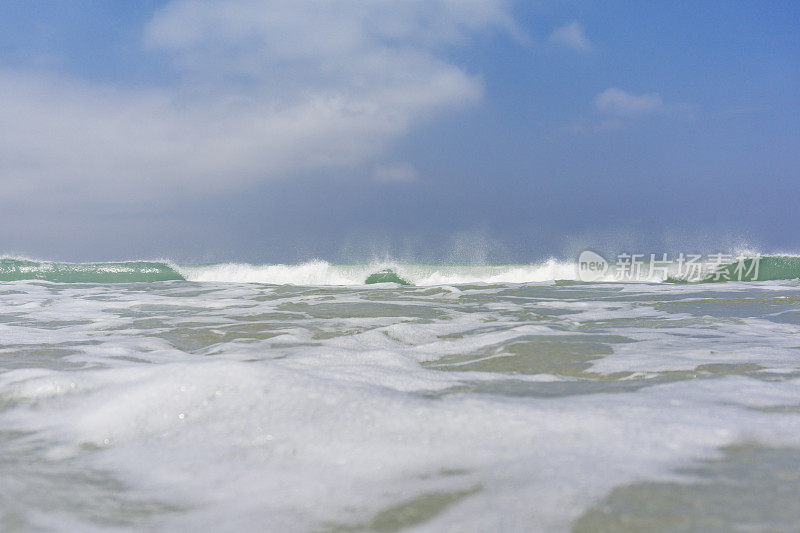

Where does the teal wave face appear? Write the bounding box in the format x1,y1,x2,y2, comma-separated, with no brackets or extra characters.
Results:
364,269,411,285
717,256,800,282
0,259,184,283
666,256,800,283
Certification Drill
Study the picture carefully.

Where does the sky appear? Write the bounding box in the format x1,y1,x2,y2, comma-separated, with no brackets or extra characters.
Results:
0,0,798,263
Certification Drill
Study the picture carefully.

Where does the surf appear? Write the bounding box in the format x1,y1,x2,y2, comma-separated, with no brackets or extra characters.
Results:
2,256,799,286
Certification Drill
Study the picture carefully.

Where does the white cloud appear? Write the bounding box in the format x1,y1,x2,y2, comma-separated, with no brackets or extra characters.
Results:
0,0,516,203
594,88,663,116
549,21,592,52
373,163,419,184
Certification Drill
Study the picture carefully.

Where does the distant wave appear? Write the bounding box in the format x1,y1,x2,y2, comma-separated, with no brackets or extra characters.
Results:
0,258,183,283
176,260,583,285
665,256,800,284
1,256,799,285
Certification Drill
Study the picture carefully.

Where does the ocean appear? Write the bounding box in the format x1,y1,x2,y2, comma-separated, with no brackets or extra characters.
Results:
2,257,800,531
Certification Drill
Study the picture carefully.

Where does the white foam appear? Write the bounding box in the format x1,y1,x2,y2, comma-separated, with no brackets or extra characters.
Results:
175,251,800,286
2,277,800,530
3,362,800,531
178,259,622,286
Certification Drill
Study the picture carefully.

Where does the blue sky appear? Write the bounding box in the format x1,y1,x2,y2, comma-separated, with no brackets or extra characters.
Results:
1,0,798,262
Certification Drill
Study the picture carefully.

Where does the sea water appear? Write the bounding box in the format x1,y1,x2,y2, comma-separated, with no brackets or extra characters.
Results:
1,258,800,531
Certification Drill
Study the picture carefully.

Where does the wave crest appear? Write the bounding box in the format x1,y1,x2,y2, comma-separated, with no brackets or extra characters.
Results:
2,256,798,285
0,259,183,283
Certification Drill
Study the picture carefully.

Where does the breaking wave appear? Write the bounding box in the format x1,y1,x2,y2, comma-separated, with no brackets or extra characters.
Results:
1,256,799,285
0,258,183,283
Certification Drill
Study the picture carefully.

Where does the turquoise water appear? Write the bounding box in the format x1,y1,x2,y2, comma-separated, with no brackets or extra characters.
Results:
1,259,799,531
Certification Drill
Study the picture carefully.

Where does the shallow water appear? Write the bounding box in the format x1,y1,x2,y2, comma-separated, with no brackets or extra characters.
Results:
1,277,800,531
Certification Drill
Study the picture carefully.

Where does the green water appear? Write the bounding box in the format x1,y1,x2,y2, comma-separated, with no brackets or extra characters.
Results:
364,268,411,285
0,259,183,283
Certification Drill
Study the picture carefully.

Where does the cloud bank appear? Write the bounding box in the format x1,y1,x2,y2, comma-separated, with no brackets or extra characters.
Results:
549,21,592,52
373,162,419,184
594,88,664,116
0,0,516,202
